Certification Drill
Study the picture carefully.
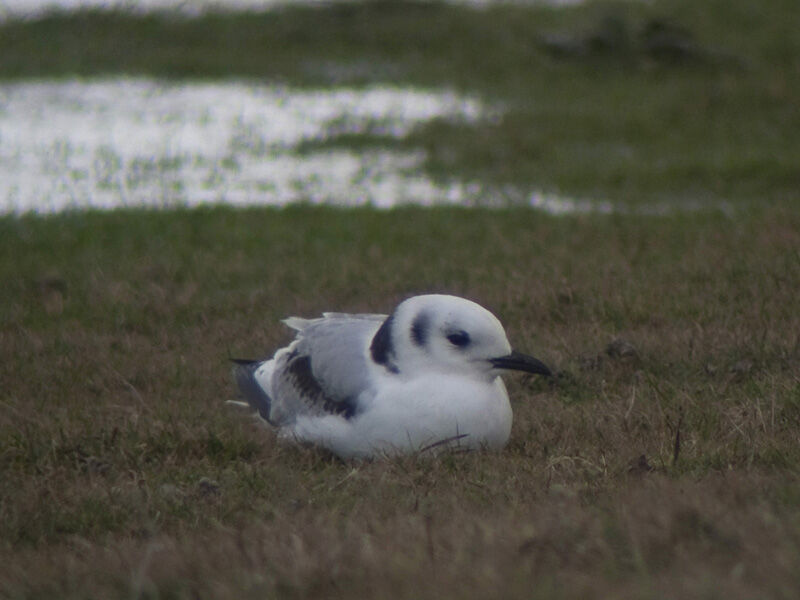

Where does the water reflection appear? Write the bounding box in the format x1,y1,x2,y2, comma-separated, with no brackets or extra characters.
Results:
0,78,728,216
0,78,486,212
0,0,587,21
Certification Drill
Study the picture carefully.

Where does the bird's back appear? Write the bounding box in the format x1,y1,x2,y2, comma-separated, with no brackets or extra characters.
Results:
235,313,386,426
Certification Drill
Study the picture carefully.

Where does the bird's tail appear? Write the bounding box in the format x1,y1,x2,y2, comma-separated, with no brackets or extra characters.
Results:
230,358,275,425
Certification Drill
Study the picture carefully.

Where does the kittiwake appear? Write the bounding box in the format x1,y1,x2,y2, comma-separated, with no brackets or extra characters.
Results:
231,294,551,459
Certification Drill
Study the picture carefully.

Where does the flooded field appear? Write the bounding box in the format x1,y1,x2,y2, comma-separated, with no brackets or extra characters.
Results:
0,0,789,216
0,78,608,214
0,79,483,212
0,0,586,20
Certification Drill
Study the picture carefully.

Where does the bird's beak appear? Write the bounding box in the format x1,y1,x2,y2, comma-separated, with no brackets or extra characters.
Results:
490,351,552,376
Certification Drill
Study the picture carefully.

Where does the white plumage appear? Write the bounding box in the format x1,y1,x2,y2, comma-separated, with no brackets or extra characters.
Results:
232,294,551,459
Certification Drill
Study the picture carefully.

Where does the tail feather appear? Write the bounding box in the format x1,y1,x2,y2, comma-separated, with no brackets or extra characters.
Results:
231,359,275,425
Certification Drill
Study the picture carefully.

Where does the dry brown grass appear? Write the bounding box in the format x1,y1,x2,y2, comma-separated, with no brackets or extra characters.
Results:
1,206,800,598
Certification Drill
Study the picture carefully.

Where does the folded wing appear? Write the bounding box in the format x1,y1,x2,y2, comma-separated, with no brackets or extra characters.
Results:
235,313,387,425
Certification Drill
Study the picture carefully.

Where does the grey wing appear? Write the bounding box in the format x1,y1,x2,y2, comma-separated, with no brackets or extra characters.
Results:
270,314,385,423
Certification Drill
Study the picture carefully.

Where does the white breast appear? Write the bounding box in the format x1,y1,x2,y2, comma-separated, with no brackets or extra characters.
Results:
289,374,512,459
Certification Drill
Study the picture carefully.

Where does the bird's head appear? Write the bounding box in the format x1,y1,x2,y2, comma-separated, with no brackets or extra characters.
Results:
370,294,551,380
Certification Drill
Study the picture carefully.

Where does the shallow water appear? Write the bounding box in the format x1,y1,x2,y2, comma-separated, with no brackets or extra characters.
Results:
0,78,724,216
0,79,495,212
0,0,586,20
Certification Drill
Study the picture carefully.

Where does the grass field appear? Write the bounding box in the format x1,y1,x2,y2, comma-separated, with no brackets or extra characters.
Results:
2,0,800,598
3,206,800,598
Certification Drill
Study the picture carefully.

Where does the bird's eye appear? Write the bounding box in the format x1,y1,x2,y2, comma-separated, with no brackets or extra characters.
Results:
446,331,471,347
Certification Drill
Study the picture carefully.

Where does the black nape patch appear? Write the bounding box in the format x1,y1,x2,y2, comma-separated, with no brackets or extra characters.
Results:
410,312,430,347
286,354,356,419
370,313,399,373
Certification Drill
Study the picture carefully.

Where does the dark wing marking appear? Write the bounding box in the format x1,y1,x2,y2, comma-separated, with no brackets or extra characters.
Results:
284,353,356,419
292,315,384,401
272,350,358,421
268,315,386,422
231,358,274,424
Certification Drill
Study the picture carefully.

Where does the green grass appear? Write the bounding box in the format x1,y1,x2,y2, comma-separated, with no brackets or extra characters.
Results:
1,0,799,205
2,205,800,598
2,0,800,596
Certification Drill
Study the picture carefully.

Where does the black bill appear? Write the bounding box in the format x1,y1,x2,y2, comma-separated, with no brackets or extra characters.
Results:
490,351,552,376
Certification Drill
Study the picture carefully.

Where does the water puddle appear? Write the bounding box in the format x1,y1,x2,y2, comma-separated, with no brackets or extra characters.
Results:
0,0,586,21
0,78,492,212
0,78,730,216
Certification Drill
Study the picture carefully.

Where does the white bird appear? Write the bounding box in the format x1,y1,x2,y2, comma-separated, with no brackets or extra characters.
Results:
231,294,551,459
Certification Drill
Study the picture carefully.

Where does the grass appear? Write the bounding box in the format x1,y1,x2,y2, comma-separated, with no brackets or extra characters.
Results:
2,0,800,597
2,206,800,598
